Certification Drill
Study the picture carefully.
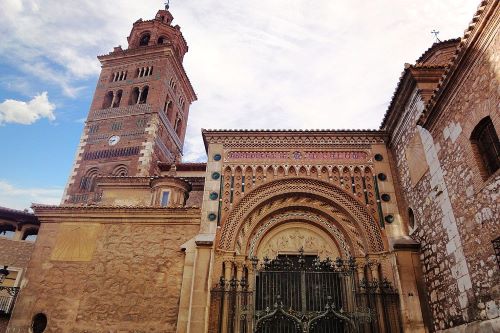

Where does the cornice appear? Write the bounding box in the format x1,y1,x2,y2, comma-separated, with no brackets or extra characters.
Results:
202,129,388,152
32,205,201,225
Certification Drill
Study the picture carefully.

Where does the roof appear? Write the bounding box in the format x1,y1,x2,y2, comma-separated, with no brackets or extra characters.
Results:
418,0,497,129
380,38,461,130
0,206,39,225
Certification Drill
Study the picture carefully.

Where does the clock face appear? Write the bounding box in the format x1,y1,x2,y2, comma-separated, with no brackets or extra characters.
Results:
108,135,120,146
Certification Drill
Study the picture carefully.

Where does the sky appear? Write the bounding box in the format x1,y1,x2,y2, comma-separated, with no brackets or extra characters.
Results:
0,0,481,210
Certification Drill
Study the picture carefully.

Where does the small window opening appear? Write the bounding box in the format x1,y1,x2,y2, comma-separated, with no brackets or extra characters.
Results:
139,33,150,46
102,91,113,109
129,87,140,105
139,86,149,104
0,225,16,239
158,36,166,44
32,313,48,333
493,237,500,269
174,117,182,137
80,168,99,192
161,191,170,207
112,165,128,177
22,228,38,241
470,116,500,179
408,208,415,229
112,90,123,108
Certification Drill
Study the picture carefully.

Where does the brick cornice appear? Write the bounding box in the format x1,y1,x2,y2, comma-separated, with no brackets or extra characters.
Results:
32,205,201,225
202,129,388,152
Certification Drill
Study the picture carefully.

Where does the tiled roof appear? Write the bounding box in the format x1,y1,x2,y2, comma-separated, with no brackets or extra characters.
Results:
0,206,39,224
379,36,461,130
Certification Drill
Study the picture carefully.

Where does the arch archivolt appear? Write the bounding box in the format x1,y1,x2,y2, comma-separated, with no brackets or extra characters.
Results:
218,177,386,254
245,212,353,259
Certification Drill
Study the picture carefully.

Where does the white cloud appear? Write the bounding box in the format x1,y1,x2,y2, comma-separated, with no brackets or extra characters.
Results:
0,180,63,211
0,92,56,125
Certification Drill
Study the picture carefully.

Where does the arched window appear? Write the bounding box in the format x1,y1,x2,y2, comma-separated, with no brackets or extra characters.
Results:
175,118,182,137
112,165,128,177
0,224,16,239
79,168,99,192
139,86,149,104
470,116,500,179
102,91,113,109
129,87,140,105
167,103,174,123
139,33,150,46
22,227,38,241
408,208,416,229
112,90,123,108
158,36,167,44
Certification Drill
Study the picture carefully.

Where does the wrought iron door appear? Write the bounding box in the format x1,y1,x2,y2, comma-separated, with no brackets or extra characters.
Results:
254,254,356,333
210,250,403,333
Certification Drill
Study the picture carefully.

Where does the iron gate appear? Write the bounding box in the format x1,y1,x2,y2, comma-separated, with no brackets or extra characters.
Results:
211,251,402,333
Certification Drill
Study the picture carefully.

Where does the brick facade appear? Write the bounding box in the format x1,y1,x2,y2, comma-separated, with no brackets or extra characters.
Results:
384,1,500,331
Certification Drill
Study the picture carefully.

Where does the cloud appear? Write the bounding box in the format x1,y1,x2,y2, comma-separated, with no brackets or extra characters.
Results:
0,180,63,211
0,0,481,159
0,92,56,125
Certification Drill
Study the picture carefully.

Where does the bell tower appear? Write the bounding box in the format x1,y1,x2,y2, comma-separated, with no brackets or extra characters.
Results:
62,6,197,205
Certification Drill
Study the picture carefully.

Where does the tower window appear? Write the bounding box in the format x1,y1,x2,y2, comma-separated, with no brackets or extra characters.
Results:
139,33,151,46
111,71,127,82
112,90,123,108
136,66,154,78
102,91,113,109
129,87,140,105
158,36,167,44
139,86,149,104
112,164,128,177
174,117,182,137
470,116,500,179
79,168,99,192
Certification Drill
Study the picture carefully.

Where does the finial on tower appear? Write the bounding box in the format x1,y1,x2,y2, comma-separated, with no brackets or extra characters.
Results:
431,29,441,43
164,0,170,10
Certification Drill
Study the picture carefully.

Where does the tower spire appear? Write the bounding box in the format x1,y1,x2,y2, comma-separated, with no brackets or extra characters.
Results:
164,0,170,10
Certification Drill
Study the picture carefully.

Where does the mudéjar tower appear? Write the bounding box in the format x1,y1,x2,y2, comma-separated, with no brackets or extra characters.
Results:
62,7,196,205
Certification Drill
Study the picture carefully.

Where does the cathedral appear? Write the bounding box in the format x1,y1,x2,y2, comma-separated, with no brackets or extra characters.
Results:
0,1,499,332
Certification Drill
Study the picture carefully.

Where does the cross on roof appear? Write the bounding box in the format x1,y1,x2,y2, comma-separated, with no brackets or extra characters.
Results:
431,30,441,43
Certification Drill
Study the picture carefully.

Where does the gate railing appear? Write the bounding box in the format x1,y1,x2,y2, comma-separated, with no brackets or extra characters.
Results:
210,251,402,333
0,287,20,315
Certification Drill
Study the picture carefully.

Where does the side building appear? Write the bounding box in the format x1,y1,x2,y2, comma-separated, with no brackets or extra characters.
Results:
383,0,499,331
0,208,39,333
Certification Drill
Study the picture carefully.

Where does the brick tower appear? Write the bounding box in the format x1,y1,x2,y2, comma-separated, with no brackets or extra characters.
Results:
62,6,196,205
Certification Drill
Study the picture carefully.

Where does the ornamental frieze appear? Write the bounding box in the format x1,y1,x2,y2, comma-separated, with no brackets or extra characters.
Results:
225,149,371,163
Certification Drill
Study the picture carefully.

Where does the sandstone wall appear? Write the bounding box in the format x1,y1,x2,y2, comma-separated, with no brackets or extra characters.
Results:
0,238,35,268
389,20,499,332
7,219,199,333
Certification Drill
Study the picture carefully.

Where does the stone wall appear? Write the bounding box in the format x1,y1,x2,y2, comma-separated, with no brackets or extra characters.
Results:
0,238,35,268
7,217,199,333
388,13,499,332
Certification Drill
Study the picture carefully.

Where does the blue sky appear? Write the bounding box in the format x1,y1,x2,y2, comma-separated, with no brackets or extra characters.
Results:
0,0,481,210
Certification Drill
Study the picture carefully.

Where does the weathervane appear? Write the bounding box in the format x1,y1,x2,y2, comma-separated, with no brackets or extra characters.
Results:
164,0,170,10
431,30,441,43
